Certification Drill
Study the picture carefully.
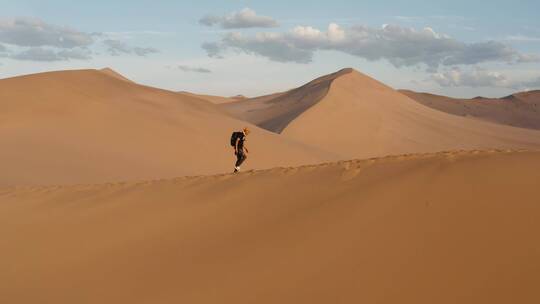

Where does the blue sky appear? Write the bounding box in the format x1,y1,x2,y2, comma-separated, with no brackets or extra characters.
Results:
1,0,540,97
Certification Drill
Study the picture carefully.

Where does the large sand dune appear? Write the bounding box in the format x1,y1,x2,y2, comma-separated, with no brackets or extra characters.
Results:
0,69,332,186
242,68,540,159
2,150,539,304
400,89,540,130
223,69,351,132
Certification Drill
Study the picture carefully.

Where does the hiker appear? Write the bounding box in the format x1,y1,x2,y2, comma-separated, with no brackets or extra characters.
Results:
231,127,250,173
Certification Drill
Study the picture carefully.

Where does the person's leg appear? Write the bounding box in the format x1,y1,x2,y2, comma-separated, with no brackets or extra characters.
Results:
240,152,247,166
235,150,246,167
235,151,243,167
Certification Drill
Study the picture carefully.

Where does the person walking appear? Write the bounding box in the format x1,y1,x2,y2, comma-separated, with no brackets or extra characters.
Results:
231,127,250,173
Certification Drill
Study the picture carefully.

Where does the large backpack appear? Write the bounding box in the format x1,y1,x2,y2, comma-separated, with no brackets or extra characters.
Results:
230,131,242,147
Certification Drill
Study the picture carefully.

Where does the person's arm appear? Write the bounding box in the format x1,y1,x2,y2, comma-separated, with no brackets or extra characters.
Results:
235,138,240,153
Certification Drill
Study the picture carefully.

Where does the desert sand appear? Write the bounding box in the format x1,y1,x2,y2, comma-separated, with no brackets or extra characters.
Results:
222,69,351,132
225,68,540,159
4,67,538,186
400,89,540,129
99,67,134,83
0,69,333,186
2,67,540,303
179,91,246,104
1,150,539,304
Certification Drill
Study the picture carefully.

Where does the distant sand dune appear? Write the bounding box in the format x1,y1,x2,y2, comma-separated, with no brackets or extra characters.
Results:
245,69,540,159
224,69,540,159
2,150,539,304
400,89,540,129
2,67,539,185
223,69,352,132
178,91,246,104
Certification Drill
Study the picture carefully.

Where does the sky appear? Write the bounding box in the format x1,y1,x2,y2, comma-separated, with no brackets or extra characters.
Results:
1,0,540,98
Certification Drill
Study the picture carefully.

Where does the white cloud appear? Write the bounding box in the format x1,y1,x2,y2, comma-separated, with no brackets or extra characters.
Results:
199,8,278,29
203,23,536,70
517,53,540,63
0,18,161,62
201,42,223,58
0,17,94,48
10,47,92,61
206,31,312,63
393,15,473,31
176,65,212,73
132,47,158,56
103,39,159,56
430,67,540,90
103,30,174,39
430,67,509,88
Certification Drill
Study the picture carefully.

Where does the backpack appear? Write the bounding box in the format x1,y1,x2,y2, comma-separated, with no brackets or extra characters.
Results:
230,131,242,147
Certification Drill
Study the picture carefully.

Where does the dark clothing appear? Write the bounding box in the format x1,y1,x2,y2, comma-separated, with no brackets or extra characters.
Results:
235,149,246,167
233,131,247,170
236,133,246,150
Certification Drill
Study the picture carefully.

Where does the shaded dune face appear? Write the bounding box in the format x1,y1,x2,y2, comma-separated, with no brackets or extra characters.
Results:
509,90,540,103
222,68,353,133
2,67,539,185
222,68,540,159
1,150,539,304
0,69,334,186
278,70,540,159
400,89,540,130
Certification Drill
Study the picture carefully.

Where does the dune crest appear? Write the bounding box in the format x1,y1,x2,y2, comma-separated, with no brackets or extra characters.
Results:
178,91,245,104
2,150,539,304
0,69,333,186
400,89,540,129
281,69,540,158
99,67,134,83
223,68,540,159
2,67,539,185
223,68,353,132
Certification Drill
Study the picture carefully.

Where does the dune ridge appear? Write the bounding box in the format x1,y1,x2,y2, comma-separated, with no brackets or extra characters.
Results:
99,67,134,83
400,89,540,129
223,68,353,132
0,69,334,186
178,91,246,104
281,69,540,158
3,67,540,186
222,68,540,159
2,149,539,304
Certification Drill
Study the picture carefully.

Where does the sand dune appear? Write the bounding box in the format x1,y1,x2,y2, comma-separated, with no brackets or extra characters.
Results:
222,69,352,132
179,91,246,104
0,69,333,186
509,90,540,103
400,89,540,129
266,69,540,159
223,69,540,159
2,150,539,304
3,68,539,185
99,67,134,83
